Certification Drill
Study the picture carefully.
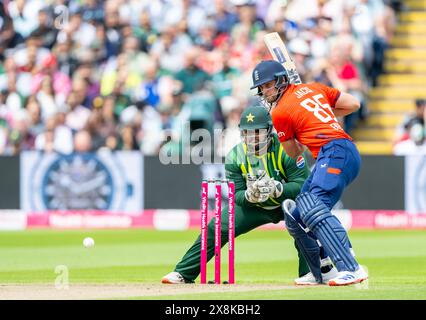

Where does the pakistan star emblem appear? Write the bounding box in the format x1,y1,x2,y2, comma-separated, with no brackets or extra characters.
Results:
246,113,255,122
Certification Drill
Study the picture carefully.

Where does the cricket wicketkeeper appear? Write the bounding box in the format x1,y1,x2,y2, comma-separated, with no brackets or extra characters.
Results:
162,106,314,284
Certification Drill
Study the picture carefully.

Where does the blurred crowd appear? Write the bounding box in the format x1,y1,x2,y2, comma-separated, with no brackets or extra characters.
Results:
0,0,399,157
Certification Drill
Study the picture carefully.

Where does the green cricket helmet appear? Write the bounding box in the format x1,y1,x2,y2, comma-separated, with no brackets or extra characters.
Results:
239,106,273,155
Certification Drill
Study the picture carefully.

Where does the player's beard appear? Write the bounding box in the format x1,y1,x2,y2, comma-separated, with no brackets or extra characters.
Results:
259,86,285,112
258,95,276,113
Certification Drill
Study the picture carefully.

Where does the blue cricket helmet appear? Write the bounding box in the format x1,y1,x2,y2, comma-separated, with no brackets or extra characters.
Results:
250,60,288,90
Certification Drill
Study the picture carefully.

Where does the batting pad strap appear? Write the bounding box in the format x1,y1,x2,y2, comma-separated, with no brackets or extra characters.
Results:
284,212,322,283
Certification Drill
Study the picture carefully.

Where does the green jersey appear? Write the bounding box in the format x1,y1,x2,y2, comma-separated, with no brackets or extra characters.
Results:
225,133,310,210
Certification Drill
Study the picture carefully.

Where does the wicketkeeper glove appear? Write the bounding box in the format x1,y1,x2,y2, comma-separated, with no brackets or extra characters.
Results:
268,180,284,198
245,182,270,203
256,173,284,199
245,171,270,203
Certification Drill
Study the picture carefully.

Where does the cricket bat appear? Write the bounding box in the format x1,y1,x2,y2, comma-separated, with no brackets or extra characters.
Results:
263,32,302,85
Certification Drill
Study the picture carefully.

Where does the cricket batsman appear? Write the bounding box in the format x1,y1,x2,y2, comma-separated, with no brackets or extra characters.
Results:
162,106,337,284
250,60,368,286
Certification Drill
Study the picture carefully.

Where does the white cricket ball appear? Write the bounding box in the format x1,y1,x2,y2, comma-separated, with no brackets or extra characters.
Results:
83,237,95,248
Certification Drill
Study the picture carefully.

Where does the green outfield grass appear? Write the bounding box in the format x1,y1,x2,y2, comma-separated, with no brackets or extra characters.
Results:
0,229,425,299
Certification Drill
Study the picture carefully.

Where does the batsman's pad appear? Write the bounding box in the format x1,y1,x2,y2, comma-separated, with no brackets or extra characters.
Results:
283,200,322,283
296,193,358,272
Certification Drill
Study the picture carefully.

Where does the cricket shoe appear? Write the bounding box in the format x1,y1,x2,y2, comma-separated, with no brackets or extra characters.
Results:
161,272,192,284
294,266,339,285
328,265,368,286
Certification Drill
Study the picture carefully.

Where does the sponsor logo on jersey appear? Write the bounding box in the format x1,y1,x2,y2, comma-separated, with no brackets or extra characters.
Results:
277,131,285,138
296,156,305,168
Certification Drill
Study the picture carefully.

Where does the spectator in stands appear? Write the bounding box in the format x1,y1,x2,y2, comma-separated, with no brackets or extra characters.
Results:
35,128,55,153
133,10,159,53
74,130,93,153
395,99,426,144
213,0,239,35
55,110,74,154
137,60,161,108
31,7,58,50
287,38,312,82
0,3,20,59
81,0,105,24
345,0,375,72
174,47,210,94
7,0,43,40
194,20,217,51
73,62,101,108
308,16,333,62
52,39,78,77
121,36,151,78
58,8,97,51
95,96,117,138
8,109,35,155
103,1,124,59
36,75,58,121
393,123,426,155
150,25,192,74
118,125,139,150
84,109,106,150
4,71,24,113
369,0,396,87
71,77,91,109
65,91,91,132
229,24,254,71
211,50,241,99
0,90,10,154
36,111,74,154
321,42,363,135
232,0,265,40
31,53,72,107
25,97,44,137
